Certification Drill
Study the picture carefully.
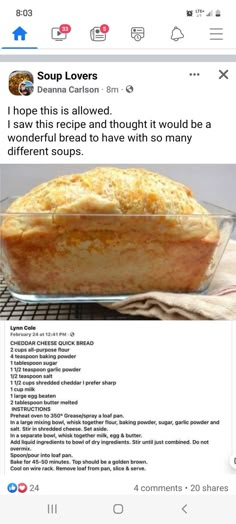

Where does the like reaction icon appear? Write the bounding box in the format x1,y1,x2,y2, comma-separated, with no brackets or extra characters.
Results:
7,483,17,493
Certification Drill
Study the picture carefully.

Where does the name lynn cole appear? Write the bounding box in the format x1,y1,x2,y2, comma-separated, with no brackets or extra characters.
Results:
37,71,100,94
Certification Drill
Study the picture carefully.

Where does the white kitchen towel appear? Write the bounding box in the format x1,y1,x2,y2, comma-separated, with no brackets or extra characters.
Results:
105,240,236,320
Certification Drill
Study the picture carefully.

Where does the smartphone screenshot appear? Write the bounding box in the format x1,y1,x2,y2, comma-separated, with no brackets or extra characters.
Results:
0,2,236,523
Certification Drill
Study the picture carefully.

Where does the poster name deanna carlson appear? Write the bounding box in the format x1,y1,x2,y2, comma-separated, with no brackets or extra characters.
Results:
37,86,100,93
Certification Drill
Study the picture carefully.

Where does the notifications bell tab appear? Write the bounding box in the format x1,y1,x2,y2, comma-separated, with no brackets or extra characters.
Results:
0,0,234,54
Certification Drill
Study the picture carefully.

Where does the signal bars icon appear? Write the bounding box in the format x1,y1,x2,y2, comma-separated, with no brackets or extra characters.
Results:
207,10,221,17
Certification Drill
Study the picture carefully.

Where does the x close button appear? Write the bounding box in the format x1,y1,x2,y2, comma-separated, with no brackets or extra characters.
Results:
219,69,229,79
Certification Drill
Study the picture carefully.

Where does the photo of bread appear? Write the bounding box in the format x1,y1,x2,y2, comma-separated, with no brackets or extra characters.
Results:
0,166,225,296
0,164,235,320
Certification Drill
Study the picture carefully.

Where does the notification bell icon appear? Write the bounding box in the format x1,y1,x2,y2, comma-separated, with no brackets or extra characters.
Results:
171,27,184,41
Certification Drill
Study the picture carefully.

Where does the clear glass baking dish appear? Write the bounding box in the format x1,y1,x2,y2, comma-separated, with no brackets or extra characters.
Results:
0,197,235,303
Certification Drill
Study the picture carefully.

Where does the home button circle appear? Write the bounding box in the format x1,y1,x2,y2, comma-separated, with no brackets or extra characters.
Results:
113,504,124,515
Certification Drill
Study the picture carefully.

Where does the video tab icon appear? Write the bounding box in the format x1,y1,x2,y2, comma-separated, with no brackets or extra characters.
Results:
51,27,67,41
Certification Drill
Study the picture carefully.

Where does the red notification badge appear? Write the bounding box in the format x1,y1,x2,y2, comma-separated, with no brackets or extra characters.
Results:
100,24,109,34
59,24,71,34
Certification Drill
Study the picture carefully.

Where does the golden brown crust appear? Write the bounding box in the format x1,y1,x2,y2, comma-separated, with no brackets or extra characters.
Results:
2,167,218,241
0,167,219,294
4,167,195,214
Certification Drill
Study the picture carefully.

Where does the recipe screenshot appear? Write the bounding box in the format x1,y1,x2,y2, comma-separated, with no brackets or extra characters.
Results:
0,1,236,523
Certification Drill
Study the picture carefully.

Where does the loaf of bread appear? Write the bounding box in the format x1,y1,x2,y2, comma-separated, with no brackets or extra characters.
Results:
0,167,219,295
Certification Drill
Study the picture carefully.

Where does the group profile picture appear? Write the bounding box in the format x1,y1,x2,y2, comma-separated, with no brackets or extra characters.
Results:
9,71,34,96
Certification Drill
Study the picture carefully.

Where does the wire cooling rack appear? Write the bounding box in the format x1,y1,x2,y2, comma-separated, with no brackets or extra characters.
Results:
0,275,146,321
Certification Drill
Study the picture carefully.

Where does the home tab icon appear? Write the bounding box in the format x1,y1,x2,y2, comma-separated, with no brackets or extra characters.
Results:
12,27,27,41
